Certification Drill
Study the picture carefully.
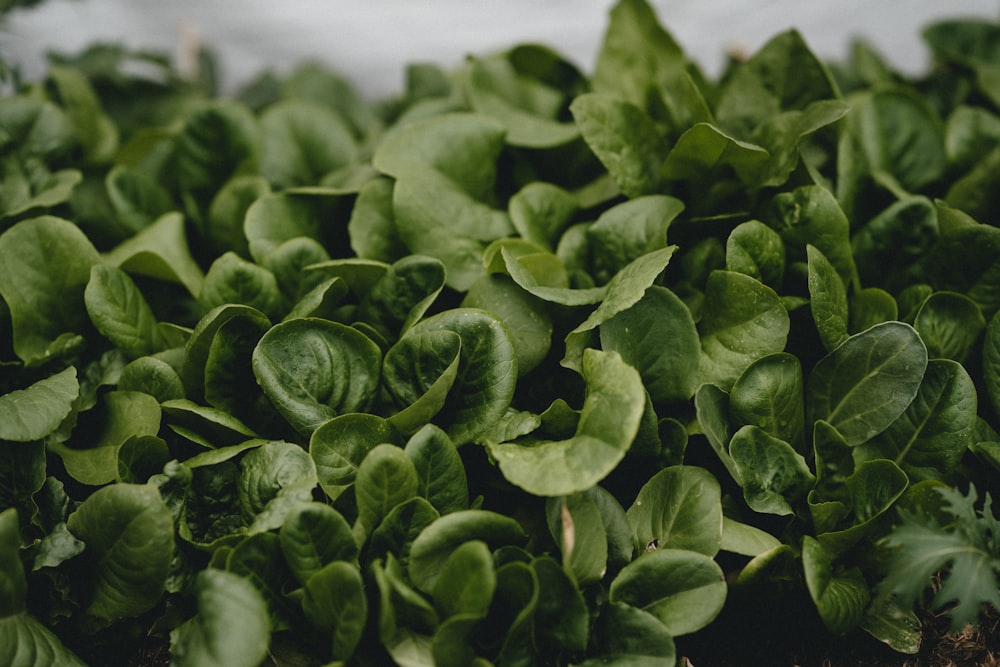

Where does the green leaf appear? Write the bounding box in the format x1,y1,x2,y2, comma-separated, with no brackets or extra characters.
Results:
104,164,174,236
243,190,346,266
609,548,727,636
532,555,589,652
924,225,1000,318
0,508,26,618
258,100,357,188
565,245,677,369
105,212,205,297
182,304,270,403
464,55,579,148
174,100,258,210
767,185,858,290
697,270,790,390
591,0,685,107
302,561,367,661
582,602,676,667
50,390,162,486
693,383,739,483
383,330,461,435
432,540,495,619
508,181,578,250
85,264,168,358
570,93,668,198
715,29,840,136
170,569,271,667
408,510,527,593
461,275,553,378
373,112,505,203
0,366,78,442
279,502,358,586
660,122,769,185
627,466,723,556
730,426,815,516
199,252,283,320
404,309,517,445
913,291,986,363
729,352,805,452
355,444,419,536
66,483,173,621
252,318,382,437
238,441,317,523
807,244,850,352
806,321,928,446
546,492,608,586
802,536,870,635
488,349,644,496
586,195,682,278
0,216,101,364
404,425,468,515
310,413,402,501
600,285,701,403
726,220,786,286
857,359,977,481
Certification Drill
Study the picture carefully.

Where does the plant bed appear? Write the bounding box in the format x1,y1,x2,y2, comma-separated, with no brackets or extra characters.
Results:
3,1,1000,665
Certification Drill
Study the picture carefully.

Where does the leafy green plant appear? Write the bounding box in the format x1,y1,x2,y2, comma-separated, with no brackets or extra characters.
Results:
3,0,1000,664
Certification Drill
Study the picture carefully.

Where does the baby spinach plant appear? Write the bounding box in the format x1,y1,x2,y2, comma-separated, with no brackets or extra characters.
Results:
3,1,1000,664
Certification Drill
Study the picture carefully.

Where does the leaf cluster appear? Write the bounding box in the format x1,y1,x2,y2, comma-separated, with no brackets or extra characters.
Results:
2,1,1000,664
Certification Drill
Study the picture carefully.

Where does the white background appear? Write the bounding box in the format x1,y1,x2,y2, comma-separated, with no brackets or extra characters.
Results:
3,1,999,99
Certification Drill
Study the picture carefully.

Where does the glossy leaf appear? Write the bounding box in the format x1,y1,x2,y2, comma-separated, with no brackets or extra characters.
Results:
252,318,382,437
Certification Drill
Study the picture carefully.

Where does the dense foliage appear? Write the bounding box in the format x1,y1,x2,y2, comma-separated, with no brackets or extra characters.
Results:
4,1,1000,664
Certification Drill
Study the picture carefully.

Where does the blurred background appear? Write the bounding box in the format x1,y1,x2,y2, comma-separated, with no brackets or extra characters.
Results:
3,0,999,99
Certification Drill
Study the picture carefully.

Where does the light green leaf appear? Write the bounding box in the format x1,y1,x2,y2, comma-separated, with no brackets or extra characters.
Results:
546,493,608,586
0,216,101,364
0,366,78,442
609,548,726,636
85,264,168,359
259,100,357,188
488,349,645,496
660,122,769,185
105,212,205,297
627,466,723,556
